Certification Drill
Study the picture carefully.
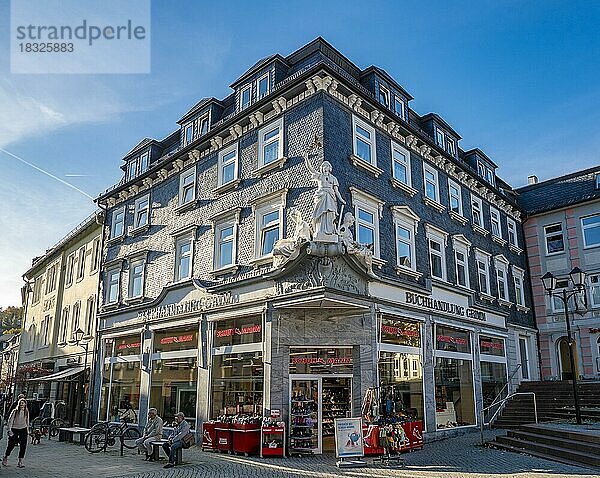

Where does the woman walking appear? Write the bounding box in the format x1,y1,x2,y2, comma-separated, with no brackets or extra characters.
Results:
3,398,29,468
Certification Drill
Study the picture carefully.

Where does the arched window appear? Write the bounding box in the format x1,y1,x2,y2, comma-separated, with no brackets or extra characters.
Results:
27,324,36,351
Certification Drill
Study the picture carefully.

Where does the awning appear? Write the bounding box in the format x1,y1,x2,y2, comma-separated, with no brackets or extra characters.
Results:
30,366,85,382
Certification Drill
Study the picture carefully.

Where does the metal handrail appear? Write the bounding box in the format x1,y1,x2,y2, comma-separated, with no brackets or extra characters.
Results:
485,364,522,412
479,392,537,446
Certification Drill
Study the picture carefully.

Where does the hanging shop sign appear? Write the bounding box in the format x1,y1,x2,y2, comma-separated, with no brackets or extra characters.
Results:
405,292,486,321
137,292,239,321
334,417,364,459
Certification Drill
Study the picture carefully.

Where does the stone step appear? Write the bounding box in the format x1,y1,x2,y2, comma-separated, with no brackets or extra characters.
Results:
519,424,600,444
495,435,600,468
508,430,600,455
490,440,600,470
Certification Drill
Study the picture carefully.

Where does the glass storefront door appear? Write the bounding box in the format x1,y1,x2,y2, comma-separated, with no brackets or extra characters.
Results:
321,377,351,453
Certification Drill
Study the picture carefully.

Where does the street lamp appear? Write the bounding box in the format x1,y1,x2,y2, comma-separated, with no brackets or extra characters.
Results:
72,328,90,426
541,267,587,425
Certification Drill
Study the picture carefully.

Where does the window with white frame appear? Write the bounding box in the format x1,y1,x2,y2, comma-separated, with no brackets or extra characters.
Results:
214,220,236,270
596,172,600,189
352,115,376,165
471,195,483,227
106,268,120,304
199,115,210,136
435,128,445,148
590,274,600,308
513,267,525,307
71,302,81,335
60,306,69,343
448,179,462,215
453,237,470,289
175,235,193,281
424,164,440,202
391,141,411,186
76,246,86,280
486,168,496,186
32,278,42,303
257,73,269,99
255,203,282,259
139,151,149,173
427,227,447,281
477,161,486,178
179,167,196,206
85,296,95,335
552,279,570,312
46,264,57,294
26,324,35,351
476,251,491,295
544,223,564,254
65,253,75,287
494,257,509,302
378,84,390,108
394,96,405,120
129,259,145,298
91,237,101,273
507,218,518,247
582,214,600,248
111,207,125,238
134,194,150,229
127,159,138,181
446,137,456,156
490,207,502,238
392,207,419,271
258,118,284,167
184,123,194,145
218,143,238,186
240,84,251,110
40,316,50,347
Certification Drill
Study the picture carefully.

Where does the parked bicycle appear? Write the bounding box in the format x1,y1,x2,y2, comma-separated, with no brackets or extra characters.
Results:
84,413,141,453
30,400,67,438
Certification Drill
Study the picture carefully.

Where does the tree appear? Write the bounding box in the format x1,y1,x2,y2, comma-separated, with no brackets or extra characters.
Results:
0,307,23,335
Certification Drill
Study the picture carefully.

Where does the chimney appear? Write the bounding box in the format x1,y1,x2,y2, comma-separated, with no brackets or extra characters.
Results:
527,175,538,185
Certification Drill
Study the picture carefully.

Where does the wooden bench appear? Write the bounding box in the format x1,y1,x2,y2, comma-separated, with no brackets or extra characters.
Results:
58,427,90,445
150,439,182,464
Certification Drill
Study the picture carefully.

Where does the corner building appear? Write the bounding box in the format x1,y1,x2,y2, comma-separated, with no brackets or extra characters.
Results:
95,38,537,448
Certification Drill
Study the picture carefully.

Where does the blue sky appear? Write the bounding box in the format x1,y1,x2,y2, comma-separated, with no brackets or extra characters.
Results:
1,0,599,306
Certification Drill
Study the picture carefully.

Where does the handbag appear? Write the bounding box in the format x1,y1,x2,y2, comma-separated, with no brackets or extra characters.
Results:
181,431,195,449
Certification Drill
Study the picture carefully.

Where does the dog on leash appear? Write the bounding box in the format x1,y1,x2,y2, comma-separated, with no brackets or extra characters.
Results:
29,428,46,444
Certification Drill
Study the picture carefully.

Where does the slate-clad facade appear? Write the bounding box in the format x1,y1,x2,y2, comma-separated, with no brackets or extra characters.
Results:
94,38,537,447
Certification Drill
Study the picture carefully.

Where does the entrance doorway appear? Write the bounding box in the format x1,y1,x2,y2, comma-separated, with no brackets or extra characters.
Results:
289,375,352,454
558,337,578,380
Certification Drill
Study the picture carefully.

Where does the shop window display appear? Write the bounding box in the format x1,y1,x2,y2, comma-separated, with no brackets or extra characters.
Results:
378,352,423,421
434,358,475,428
481,361,507,409
213,316,262,348
211,352,263,418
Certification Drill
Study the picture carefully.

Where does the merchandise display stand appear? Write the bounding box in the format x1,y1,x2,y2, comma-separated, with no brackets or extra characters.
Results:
261,424,286,457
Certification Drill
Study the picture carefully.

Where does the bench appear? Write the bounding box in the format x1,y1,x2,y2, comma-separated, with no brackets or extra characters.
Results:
150,439,182,465
58,427,90,445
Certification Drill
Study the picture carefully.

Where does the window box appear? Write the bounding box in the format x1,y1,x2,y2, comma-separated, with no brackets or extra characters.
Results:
472,223,489,237
349,154,383,177
389,177,417,197
423,196,446,213
448,210,468,225
252,156,287,177
213,178,242,195
492,235,507,246
394,266,422,280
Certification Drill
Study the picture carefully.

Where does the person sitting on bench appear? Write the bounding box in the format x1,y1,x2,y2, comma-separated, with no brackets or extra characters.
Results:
162,412,189,468
135,408,163,461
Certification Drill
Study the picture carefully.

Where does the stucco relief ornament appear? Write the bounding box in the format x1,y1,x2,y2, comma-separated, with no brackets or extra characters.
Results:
338,212,375,276
304,138,346,243
272,208,312,268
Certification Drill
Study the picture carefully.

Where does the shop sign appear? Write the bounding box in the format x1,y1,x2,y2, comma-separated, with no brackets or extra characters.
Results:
435,325,471,353
289,347,354,374
290,356,352,365
589,328,600,334
137,291,239,321
160,334,194,345
334,417,364,458
405,292,486,321
215,324,261,338
380,316,421,347
117,341,141,351
479,336,505,356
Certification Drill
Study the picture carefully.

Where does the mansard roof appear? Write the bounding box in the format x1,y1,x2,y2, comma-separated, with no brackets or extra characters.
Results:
360,65,414,100
230,53,287,88
463,148,498,168
122,137,156,160
516,165,600,215
420,113,462,140
177,97,223,124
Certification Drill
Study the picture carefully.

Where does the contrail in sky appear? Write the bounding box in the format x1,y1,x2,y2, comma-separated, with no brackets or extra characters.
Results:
0,147,94,200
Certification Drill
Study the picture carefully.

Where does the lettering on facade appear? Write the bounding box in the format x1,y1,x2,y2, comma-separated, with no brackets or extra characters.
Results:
480,340,503,350
215,324,261,338
381,325,419,338
117,342,141,351
159,334,194,345
437,334,467,346
136,292,239,321
290,357,352,365
405,292,486,321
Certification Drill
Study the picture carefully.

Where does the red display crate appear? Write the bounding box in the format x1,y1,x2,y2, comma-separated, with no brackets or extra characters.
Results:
261,426,285,458
215,422,233,453
232,423,261,456
362,425,385,455
202,422,217,451
401,420,424,450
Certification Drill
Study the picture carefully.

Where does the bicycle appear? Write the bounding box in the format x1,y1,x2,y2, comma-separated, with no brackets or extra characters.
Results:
84,414,141,454
31,416,66,439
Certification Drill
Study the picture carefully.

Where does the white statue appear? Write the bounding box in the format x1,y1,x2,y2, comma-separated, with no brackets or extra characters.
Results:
338,212,374,275
304,155,346,243
272,209,312,268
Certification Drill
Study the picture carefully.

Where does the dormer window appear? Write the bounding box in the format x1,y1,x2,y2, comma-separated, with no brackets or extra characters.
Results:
184,123,194,145
378,85,390,108
446,138,456,156
486,168,495,186
394,96,405,120
140,152,149,173
240,84,251,110
199,115,210,136
435,128,445,148
595,172,600,189
127,159,138,181
257,73,269,99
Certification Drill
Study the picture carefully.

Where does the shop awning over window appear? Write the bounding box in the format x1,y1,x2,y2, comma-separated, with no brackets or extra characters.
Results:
30,366,85,382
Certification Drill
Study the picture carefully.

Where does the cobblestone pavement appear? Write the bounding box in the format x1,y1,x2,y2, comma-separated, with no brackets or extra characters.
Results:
0,430,597,478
